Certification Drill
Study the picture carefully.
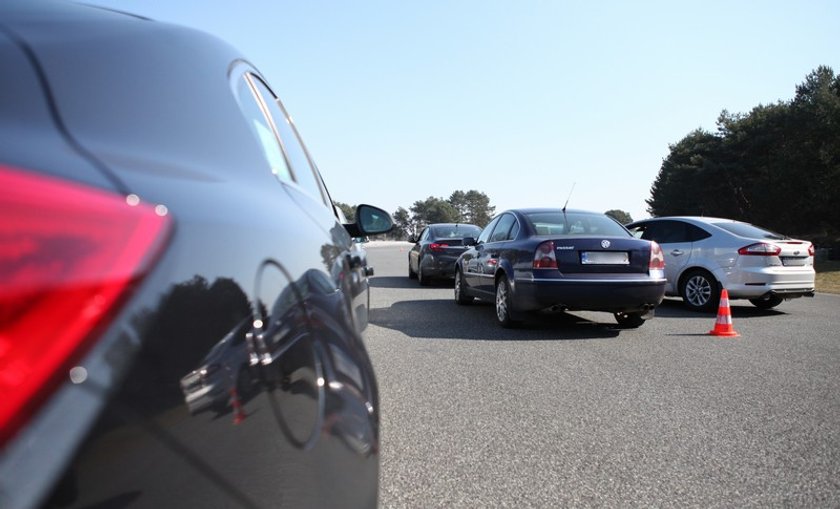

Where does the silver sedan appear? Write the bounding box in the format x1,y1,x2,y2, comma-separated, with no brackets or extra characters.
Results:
626,216,815,311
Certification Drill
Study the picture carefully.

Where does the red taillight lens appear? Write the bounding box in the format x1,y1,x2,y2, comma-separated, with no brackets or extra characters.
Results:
0,166,171,445
738,243,781,256
649,241,665,270
533,241,557,269
429,242,446,252
808,244,815,257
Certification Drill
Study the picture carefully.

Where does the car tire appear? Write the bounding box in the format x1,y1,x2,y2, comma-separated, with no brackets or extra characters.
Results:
614,311,645,328
454,267,473,305
680,269,719,312
749,295,784,309
417,260,430,286
495,276,519,328
408,255,417,279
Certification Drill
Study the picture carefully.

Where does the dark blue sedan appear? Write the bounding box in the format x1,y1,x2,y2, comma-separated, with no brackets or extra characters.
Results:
454,208,667,328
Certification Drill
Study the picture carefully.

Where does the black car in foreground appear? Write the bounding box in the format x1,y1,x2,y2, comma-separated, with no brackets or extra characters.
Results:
454,208,667,328
408,223,482,285
0,2,392,508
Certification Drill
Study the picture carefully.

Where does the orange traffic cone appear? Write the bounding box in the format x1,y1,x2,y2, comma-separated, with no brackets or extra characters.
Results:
230,387,246,424
709,288,739,337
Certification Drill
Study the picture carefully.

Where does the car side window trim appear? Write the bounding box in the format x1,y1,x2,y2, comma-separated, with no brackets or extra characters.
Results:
236,71,329,207
489,213,517,242
248,74,329,206
232,71,294,183
478,216,501,244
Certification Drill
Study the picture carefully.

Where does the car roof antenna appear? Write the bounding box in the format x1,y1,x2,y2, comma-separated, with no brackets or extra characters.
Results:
562,182,576,213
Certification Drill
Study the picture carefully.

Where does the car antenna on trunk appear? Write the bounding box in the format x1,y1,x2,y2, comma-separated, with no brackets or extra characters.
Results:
562,182,576,213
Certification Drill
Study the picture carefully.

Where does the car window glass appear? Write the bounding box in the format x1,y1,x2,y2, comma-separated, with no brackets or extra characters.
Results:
627,225,645,239
248,76,328,206
525,211,628,237
420,227,429,242
431,225,481,238
686,223,712,242
235,77,293,182
509,221,520,240
640,221,689,243
490,214,516,242
478,216,500,244
712,221,785,240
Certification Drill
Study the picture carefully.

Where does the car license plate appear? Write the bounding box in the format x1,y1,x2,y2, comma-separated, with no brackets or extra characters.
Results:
780,256,808,267
581,251,629,265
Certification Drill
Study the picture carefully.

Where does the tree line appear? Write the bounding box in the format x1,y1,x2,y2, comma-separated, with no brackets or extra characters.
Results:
648,66,840,241
337,192,636,241
336,190,496,240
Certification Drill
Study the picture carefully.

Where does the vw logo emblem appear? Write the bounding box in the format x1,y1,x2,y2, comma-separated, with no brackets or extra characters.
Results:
601,240,611,249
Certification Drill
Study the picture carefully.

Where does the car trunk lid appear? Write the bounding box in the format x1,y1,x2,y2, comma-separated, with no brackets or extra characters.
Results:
545,237,653,274
430,239,471,256
775,240,813,267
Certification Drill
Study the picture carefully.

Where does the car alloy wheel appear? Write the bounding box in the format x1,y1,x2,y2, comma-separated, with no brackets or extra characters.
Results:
408,258,417,279
417,260,430,286
454,268,473,305
681,269,718,312
495,277,517,328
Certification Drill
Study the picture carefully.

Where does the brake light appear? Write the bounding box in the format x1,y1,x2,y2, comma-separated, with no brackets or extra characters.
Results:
738,243,781,256
429,243,446,252
808,244,815,257
649,241,665,270
0,166,171,446
533,241,557,269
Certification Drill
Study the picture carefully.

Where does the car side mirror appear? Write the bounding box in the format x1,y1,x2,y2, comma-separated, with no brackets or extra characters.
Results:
344,204,393,237
463,236,477,246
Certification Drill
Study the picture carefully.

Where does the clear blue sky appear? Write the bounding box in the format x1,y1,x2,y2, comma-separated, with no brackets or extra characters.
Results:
90,0,839,222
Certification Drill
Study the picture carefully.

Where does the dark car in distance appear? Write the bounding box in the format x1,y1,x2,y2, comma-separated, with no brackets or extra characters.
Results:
408,223,482,285
0,2,392,508
454,209,667,328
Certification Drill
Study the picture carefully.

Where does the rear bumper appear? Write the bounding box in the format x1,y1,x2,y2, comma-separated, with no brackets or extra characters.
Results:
420,255,459,278
513,276,667,313
734,287,816,301
718,266,816,300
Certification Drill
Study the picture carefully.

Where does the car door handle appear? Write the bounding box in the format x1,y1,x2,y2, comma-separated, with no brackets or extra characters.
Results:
670,249,684,256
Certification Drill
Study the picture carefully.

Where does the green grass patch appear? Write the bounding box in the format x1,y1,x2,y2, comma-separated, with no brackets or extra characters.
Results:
816,259,840,294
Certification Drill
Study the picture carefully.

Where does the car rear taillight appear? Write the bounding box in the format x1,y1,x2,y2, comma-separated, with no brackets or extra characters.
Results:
738,243,781,256
649,241,665,271
0,166,171,446
808,244,815,257
429,243,446,252
533,241,557,269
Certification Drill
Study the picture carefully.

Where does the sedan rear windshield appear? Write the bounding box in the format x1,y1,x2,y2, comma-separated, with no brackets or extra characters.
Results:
431,225,482,239
524,212,628,237
712,222,786,240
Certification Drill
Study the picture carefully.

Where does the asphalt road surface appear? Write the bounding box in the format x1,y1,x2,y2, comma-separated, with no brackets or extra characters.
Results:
362,242,840,508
